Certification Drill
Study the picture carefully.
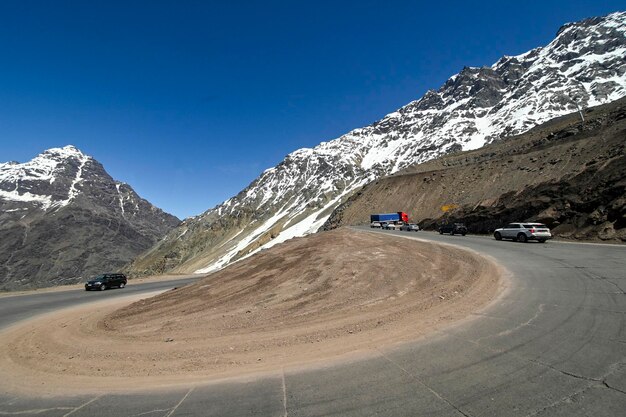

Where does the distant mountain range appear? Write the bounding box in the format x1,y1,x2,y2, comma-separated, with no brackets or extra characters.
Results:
0,146,179,290
129,11,626,277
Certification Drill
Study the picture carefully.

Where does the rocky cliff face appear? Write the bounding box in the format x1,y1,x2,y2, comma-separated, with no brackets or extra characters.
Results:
0,146,180,290
323,97,626,242
130,12,626,276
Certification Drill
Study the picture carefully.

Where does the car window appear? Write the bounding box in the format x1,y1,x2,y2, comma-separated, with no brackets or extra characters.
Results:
506,224,517,228
522,224,534,228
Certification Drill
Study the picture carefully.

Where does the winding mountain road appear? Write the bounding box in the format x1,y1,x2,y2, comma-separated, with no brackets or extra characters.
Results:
0,228,624,416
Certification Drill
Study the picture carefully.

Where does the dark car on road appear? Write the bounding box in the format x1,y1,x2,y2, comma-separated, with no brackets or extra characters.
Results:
439,223,467,236
85,273,127,291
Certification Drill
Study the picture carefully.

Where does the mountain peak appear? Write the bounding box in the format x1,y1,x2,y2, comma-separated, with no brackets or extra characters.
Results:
1,146,180,290
40,145,91,161
556,10,625,36
1,144,101,211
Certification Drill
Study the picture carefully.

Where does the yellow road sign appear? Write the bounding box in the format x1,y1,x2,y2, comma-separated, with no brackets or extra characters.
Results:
441,204,458,212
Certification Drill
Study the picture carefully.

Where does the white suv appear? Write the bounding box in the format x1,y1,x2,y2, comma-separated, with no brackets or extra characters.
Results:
400,223,420,232
494,223,552,243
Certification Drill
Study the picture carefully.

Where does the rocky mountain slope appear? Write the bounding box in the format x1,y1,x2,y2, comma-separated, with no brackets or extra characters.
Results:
130,11,626,276
0,146,180,290
323,97,626,242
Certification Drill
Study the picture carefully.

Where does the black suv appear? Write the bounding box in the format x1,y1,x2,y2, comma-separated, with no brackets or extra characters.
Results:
85,273,127,291
439,223,468,236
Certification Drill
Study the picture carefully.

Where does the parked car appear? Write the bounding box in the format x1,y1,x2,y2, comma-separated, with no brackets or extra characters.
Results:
439,223,467,236
400,223,420,232
85,273,127,291
384,223,400,230
494,223,552,243
370,221,382,228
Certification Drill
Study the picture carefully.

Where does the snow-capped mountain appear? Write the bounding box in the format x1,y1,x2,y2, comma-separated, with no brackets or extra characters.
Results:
0,145,179,290
0,146,89,210
130,11,626,276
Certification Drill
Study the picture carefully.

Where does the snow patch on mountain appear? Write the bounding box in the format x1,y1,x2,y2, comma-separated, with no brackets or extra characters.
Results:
0,188,53,208
0,145,92,210
65,152,89,205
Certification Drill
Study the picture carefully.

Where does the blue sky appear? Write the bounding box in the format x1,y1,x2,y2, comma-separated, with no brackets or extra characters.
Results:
1,1,624,219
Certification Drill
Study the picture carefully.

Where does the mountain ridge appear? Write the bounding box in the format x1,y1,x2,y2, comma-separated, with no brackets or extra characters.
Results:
129,11,626,277
0,145,180,290
322,96,626,242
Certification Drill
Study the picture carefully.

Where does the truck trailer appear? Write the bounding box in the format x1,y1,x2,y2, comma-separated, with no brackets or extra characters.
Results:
370,212,409,223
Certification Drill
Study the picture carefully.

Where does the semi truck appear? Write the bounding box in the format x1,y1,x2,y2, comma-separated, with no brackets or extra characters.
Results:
370,212,409,223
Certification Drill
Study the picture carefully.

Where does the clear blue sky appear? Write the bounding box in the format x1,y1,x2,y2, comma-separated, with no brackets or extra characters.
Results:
1,1,623,219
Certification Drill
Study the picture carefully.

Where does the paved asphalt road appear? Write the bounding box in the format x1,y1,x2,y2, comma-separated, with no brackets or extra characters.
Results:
0,229,624,416
0,276,202,331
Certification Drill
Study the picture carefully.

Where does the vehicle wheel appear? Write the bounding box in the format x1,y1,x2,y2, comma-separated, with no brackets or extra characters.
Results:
439,230,443,235
538,239,546,243
451,231,455,236
99,284,106,291
119,282,126,288
517,233,527,243
462,232,467,236
494,232,502,241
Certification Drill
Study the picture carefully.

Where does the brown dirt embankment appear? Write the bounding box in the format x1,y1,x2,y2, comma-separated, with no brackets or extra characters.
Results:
0,228,504,395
